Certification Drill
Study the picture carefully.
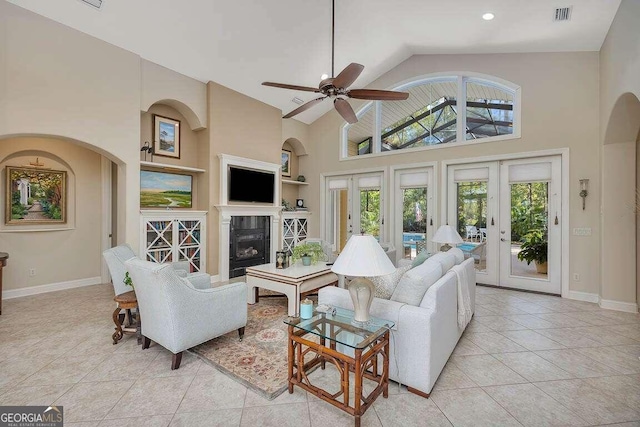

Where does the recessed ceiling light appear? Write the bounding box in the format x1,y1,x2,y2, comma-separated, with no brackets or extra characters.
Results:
482,12,495,21
320,73,329,80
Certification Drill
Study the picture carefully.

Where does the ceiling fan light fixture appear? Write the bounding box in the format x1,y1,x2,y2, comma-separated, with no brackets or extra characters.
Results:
320,73,329,80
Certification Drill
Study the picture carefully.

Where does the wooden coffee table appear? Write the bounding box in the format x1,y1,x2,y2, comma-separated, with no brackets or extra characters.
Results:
246,262,338,316
285,308,393,427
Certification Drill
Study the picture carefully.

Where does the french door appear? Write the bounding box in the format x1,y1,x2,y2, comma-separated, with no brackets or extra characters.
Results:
324,172,385,252
498,157,561,293
393,167,435,264
448,156,562,294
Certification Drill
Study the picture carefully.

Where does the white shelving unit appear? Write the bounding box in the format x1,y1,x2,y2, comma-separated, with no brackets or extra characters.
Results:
282,211,311,253
140,210,207,273
140,161,206,174
282,179,309,186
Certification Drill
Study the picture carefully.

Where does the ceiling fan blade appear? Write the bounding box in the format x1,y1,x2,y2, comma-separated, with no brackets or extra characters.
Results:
348,89,410,101
334,98,357,124
262,82,320,93
283,96,327,119
333,63,364,89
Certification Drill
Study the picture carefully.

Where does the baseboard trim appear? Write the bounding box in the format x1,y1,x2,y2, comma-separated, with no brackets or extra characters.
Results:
2,276,102,300
599,298,639,313
210,274,220,284
567,291,600,304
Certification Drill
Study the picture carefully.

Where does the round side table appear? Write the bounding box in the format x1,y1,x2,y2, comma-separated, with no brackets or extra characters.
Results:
112,290,140,345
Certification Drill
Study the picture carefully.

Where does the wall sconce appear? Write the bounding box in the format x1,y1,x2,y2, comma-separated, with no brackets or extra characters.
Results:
579,179,589,210
140,141,153,162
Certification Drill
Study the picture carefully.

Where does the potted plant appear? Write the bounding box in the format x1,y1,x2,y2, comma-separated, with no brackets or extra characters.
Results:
291,242,326,266
517,229,548,274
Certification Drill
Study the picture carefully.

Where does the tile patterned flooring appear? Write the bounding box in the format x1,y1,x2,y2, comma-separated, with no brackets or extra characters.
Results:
0,284,639,426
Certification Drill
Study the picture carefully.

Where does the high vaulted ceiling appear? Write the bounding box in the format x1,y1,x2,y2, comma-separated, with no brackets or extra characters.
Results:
8,0,620,124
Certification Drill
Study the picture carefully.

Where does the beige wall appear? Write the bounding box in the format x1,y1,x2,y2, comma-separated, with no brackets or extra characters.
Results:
0,1,141,256
0,137,102,290
0,1,212,293
307,52,601,296
141,60,207,131
599,0,640,309
206,82,283,275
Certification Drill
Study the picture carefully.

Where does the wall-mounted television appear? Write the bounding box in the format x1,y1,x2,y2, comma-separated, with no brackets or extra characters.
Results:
229,167,275,204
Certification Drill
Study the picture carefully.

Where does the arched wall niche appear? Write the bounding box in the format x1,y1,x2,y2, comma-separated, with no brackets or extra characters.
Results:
141,98,205,131
601,92,640,312
283,137,308,157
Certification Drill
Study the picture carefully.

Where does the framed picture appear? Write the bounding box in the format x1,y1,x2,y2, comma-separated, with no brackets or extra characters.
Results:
281,149,292,177
153,114,181,159
6,166,67,225
140,170,192,208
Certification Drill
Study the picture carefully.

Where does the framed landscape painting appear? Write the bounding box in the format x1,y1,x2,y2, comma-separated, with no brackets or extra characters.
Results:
153,114,181,158
281,149,291,177
140,170,192,208
6,166,67,225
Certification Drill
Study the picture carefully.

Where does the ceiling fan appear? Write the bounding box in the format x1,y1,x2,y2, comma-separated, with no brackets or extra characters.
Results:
262,0,409,124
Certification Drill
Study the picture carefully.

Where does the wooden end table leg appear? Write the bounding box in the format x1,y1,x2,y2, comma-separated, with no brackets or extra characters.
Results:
354,348,363,427
287,325,294,394
111,306,123,345
383,331,390,398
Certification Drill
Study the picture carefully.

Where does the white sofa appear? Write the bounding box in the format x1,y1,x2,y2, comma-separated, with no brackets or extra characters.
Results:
318,252,475,397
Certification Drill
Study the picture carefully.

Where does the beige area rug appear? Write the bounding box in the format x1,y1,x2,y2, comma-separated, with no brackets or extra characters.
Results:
190,295,302,400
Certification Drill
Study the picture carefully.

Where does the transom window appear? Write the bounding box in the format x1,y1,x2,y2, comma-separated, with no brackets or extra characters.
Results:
342,74,520,159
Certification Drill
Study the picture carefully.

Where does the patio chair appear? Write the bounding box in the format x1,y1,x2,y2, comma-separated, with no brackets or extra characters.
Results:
465,226,481,242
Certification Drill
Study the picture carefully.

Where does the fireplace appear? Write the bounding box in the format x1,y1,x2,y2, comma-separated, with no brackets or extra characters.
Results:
229,216,270,278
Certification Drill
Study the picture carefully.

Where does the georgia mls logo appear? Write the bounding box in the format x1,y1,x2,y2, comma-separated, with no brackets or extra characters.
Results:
0,405,63,427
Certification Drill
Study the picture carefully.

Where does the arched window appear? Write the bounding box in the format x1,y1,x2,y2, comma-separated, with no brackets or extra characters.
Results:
341,73,520,159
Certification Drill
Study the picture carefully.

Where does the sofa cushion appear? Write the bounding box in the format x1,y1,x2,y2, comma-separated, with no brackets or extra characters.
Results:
367,264,411,300
447,247,465,265
429,252,456,272
391,259,443,306
411,250,432,268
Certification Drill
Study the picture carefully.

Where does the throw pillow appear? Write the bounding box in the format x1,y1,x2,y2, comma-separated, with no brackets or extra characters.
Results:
367,264,412,300
411,250,432,268
391,259,443,306
429,252,456,272
447,247,465,264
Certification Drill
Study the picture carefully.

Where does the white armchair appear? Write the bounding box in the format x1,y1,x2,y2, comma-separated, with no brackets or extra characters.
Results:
102,244,211,296
124,258,248,370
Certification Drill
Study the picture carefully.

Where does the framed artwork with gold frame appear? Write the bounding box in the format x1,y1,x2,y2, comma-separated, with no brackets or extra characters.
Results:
6,166,67,225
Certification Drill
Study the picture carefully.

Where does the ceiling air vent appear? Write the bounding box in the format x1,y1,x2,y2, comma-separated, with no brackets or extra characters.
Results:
553,6,572,22
79,0,102,9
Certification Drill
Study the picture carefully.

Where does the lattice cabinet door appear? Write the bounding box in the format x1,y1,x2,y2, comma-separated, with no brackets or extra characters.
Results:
177,219,203,272
281,213,310,253
144,220,174,264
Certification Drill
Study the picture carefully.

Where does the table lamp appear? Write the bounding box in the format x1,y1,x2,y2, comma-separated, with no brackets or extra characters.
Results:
330,235,395,324
432,225,463,251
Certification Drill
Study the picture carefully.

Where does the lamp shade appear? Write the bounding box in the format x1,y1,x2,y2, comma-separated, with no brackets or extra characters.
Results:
432,225,463,245
331,235,395,277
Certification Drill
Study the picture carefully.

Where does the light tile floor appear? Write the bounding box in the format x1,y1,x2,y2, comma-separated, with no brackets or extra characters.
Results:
0,284,639,426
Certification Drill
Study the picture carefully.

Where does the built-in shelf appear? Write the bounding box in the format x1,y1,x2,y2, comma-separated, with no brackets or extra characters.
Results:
140,161,206,174
282,179,309,186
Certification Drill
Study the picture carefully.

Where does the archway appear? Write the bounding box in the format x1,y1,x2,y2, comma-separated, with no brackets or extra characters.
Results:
601,92,640,311
0,134,127,296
